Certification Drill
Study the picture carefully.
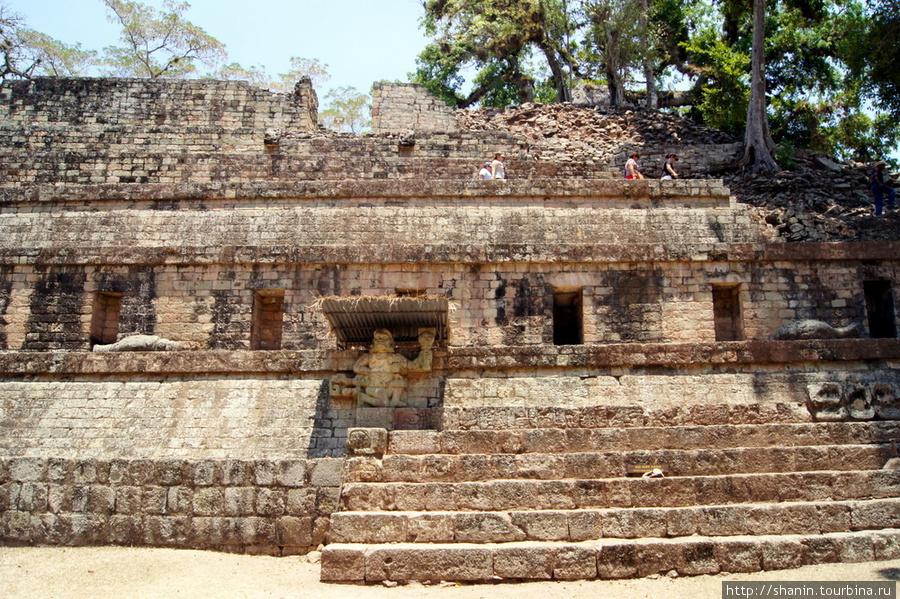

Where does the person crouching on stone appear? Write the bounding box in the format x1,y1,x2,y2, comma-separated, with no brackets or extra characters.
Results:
870,160,896,216
478,161,493,180
625,151,644,179
661,154,679,180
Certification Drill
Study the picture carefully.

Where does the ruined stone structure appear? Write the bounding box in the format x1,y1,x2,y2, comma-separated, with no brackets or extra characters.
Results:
2,77,900,581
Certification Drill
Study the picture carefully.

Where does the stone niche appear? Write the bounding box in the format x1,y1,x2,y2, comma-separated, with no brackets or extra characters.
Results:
321,295,449,430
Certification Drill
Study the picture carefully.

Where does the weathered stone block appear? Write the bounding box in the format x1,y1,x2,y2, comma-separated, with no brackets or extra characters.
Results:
276,461,307,487
455,512,526,543
715,538,762,573
189,517,225,546
596,542,638,579
366,544,494,582
193,461,219,486
309,458,343,487
568,510,602,541
224,487,257,516
166,486,193,515
493,543,555,579
255,488,286,517
321,545,367,582
254,461,277,486
144,515,189,546
347,428,388,457
679,538,719,575
86,485,115,515
554,544,598,580
277,516,313,547
633,539,685,577
760,537,805,571
109,514,143,545
192,488,225,516
9,458,46,482
221,461,253,486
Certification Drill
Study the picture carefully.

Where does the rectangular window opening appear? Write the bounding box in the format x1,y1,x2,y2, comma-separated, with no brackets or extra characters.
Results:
864,280,897,339
553,288,583,346
712,283,744,341
251,290,285,350
90,291,122,347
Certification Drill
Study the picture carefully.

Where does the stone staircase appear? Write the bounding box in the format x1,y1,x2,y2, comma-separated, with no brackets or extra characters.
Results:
320,416,900,583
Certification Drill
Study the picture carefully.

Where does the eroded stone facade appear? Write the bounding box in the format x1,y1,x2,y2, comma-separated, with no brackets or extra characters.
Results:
2,77,900,565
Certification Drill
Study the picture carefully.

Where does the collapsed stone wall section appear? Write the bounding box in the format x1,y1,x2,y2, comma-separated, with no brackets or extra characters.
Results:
0,457,340,555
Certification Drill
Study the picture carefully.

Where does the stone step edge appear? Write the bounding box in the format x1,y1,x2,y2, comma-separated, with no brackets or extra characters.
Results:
339,470,900,512
328,497,900,543
387,422,900,455
349,444,893,482
320,528,900,583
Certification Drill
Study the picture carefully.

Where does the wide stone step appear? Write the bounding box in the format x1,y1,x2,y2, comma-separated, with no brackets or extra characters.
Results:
387,422,900,456
329,498,900,544
340,470,900,512
439,403,812,431
321,528,900,582
348,444,893,483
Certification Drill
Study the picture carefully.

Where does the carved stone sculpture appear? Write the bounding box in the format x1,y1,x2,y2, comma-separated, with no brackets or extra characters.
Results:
873,383,900,419
774,320,861,340
806,381,847,421
92,334,181,352
330,328,435,408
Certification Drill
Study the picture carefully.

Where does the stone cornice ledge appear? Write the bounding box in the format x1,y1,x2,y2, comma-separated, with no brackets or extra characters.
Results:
0,178,729,204
0,339,898,376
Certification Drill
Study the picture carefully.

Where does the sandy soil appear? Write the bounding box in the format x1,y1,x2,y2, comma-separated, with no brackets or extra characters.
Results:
2,547,899,599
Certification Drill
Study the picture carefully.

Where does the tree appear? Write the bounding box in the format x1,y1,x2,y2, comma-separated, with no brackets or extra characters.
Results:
270,56,329,94
583,0,648,107
413,0,579,107
739,0,778,172
101,0,226,78
0,3,95,80
319,86,371,133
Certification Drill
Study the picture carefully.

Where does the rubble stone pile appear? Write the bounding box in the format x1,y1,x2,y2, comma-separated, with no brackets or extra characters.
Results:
458,103,899,243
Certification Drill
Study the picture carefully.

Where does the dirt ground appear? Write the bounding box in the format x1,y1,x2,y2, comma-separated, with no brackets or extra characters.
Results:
2,547,899,599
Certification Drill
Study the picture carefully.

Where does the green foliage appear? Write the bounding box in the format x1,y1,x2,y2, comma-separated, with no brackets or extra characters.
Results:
0,3,96,79
270,56,330,94
682,25,749,135
101,0,226,78
319,86,371,134
412,0,578,106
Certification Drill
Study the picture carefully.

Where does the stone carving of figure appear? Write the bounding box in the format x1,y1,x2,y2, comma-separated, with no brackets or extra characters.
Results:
350,328,434,408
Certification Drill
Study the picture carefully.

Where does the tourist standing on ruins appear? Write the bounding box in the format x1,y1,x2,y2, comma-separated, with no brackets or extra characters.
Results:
870,161,896,216
491,153,506,179
478,161,493,179
625,151,644,179
661,154,679,179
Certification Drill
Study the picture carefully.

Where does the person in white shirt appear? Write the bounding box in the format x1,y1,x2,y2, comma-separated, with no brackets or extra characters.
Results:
491,153,506,179
478,161,493,180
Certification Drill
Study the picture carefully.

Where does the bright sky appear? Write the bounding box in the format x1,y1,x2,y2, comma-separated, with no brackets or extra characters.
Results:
4,0,430,98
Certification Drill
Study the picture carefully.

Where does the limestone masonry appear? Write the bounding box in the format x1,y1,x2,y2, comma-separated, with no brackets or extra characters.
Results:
2,77,900,580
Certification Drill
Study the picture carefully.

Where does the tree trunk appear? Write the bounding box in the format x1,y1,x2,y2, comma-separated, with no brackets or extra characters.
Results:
638,0,658,109
740,0,778,173
540,44,572,103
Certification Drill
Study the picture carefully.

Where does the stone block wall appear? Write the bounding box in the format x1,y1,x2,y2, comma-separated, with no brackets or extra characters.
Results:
371,82,459,134
0,377,329,459
0,256,893,351
0,456,339,555
0,192,896,352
